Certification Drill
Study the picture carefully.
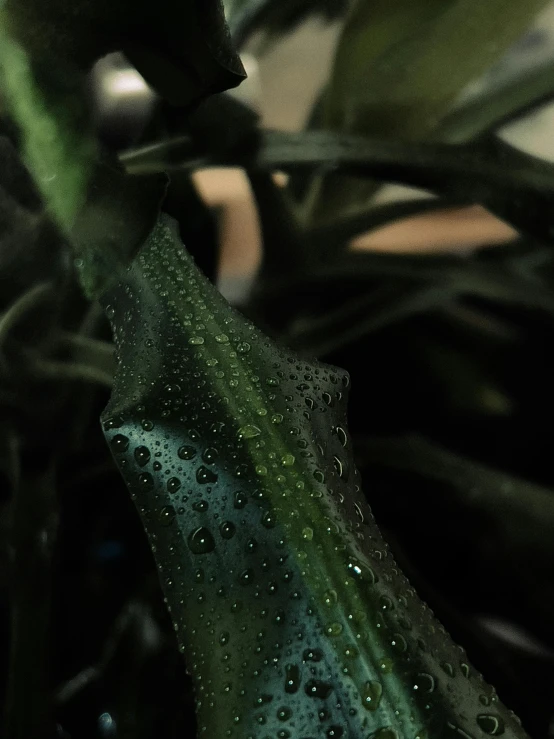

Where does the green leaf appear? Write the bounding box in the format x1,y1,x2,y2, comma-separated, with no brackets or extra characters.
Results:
0,24,168,297
224,0,350,47
307,0,552,223
439,59,554,143
100,212,528,738
122,129,554,244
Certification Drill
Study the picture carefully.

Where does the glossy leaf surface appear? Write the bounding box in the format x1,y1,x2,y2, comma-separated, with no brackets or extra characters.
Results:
101,213,528,738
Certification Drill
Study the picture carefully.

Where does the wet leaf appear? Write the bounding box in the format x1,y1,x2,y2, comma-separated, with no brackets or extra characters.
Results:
100,212,528,738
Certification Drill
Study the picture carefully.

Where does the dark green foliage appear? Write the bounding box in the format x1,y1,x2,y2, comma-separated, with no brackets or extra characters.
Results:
2,1,554,737
224,0,351,47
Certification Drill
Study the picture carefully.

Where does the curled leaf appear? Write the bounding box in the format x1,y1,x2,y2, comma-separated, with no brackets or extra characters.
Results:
101,213,528,738
2,0,245,106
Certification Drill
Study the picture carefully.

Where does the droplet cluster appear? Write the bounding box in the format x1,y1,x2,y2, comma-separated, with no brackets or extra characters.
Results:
101,215,526,739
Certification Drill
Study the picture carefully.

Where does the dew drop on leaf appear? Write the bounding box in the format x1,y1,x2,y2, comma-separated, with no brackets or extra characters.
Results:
166,477,181,494
233,491,247,509
134,445,151,466
362,680,383,711
476,715,505,736
261,511,276,529
187,527,215,554
335,426,347,447
178,445,195,463
277,709,292,726
305,679,333,699
284,664,300,694
220,521,236,539
111,434,129,452
202,447,218,464
159,505,176,527
303,648,323,662
238,424,262,440
138,472,154,490
196,466,218,484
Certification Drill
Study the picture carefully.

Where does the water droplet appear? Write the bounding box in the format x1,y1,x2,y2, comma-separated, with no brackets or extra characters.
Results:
361,680,382,711
333,455,349,481
303,648,323,662
141,419,154,431
237,342,251,354
256,465,268,476
391,633,407,653
194,568,204,583
274,609,286,625
187,527,215,554
344,645,358,659
322,392,333,406
178,445,196,460
104,415,123,430
193,499,209,512
460,662,470,678
167,477,181,494
246,538,258,553
239,568,254,585
196,466,218,484
323,589,338,606
277,707,292,722
202,447,218,464
159,505,176,527
477,715,505,736
188,336,204,345
284,664,300,694
134,446,151,467
111,434,129,452
281,454,295,467
379,657,393,674
262,511,276,529
335,426,347,447
305,679,332,699
441,662,455,678
302,527,313,541
219,631,230,646
272,414,283,424
414,673,435,693
220,521,236,539
347,560,377,584
234,491,247,509
138,472,154,490
326,622,343,637
238,425,261,440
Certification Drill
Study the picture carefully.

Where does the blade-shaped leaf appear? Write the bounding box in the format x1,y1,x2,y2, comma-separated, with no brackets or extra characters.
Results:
224,0,350,47
100,212,528,738
307,0,552,223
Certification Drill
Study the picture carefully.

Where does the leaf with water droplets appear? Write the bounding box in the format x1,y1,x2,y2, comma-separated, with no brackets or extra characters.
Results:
100,213,529,739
